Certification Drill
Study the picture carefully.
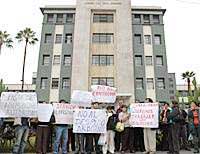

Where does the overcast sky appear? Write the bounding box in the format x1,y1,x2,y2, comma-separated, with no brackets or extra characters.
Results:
0,0,200,85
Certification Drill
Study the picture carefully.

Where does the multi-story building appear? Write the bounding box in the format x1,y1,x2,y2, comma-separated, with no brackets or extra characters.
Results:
36,0,174,104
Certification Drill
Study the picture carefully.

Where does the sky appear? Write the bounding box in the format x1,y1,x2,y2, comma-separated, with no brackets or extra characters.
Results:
0,0,200,85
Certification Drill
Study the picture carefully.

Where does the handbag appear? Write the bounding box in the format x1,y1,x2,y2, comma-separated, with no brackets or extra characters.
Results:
115,122,125,132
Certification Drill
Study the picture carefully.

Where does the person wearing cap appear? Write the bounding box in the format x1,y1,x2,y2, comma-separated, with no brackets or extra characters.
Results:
167,100,181,154
188,102,200,153
143,98,157,154
118,104,130,153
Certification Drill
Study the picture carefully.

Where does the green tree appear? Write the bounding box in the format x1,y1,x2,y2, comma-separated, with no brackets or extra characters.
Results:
181,71,196,96
16,28,38,91
0,31,13,55
0,79,7,96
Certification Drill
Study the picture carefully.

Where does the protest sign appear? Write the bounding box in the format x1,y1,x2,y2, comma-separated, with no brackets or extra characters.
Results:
37,104,53,122
0,92,38,117
71,90,92,107
129,103,159,128
91,85,117,103
73,109,107,133
53,103,78,124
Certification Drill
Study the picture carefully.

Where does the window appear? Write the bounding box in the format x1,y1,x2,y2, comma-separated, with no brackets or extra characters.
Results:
157,78,165,89
169,78,173,82
153,15,160,24
135,55,142,66
65,34,72,44
32,78,36,85
42,55,50,66
56,14,63,23
154,35,161,45
62,78,70,89
93,14,114,23
53,55,60,65
44,34,52,43
63,55,71,66
169,84,174,88
145,56,153,65
144,35,151,44
156,56,164,66
133,14,141,24
136,78,143,89
52,78,59,89
66,13,74,23
91,77,114,87
92,33,113,43
47,14,54,23
92,55,114,66
134,34,142,44
40,78,48,89
143,14,150,24
147,78,154,89
55,34,62,44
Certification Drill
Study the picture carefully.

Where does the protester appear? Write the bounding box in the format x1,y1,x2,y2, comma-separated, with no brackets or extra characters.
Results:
36,101,54,154
12,117,30,154
115,100,123,152
53,99,68,154
167,100,181,154
85,102,101,154
188,102,200,153
102,106,117,154
119,105,130,153
143,98,157,154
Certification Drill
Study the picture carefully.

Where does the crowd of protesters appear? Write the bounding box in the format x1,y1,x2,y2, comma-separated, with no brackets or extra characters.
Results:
0,98,200,154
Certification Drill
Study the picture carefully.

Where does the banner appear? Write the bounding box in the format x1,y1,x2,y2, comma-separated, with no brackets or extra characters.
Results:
0,92,38,117
129,103,159,128
73,109,107,133
38,104,53,122
53,103,78,124
71,90,92,107
91,85,117,103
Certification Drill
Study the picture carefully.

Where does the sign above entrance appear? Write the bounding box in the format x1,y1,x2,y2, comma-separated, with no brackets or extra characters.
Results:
84,0,122,6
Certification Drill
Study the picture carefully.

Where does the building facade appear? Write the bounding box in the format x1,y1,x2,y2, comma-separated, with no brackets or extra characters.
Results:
36,0,173,104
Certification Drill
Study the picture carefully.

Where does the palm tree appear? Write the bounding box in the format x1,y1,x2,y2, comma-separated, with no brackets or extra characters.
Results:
0,31,13,54
16,28,38,91
182,71,196,96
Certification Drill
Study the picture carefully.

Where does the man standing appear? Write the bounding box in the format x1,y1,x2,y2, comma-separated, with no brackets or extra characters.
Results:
13,117,30,154
167,101,181,154
53,100,68,154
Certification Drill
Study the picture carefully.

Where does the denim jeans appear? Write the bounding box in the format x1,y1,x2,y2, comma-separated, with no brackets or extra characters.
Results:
13,125,29,154
53,126,68,154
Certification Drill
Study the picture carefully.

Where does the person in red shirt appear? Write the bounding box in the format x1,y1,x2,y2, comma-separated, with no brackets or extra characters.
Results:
188,102,200,153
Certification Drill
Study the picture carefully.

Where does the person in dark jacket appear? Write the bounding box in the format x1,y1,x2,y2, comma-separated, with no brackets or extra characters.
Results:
167,100,181,154
188,102,200,153
102,106,117,154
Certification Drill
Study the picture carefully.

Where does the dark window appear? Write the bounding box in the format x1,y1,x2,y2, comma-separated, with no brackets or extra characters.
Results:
136,78,143,89
40,77,48,89
53,55,60,65
91,77,114,87
65,34,72,44
56,14,63,23
93,14,114,23
92,55,114,66
52,78,59,89
154,35,161,45
44,34,52,43
157,78,165,89
55,34,62,44
62,78,70,89
153,15,160,24
47,14,54,23
42,55,50,66
156,56,164,66
92,33,113,43
66,13,74,23
143,14,150,24
135,55,142,66
63,55,71,66
133,14,141,24
134,34,142,44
